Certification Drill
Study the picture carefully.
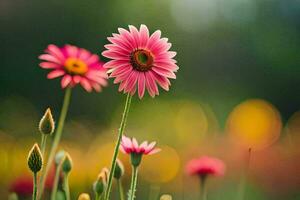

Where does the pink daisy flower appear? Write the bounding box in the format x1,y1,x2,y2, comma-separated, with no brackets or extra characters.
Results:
39,44,108,92
186,156,226,177
120,135,161,155
102,24,179,99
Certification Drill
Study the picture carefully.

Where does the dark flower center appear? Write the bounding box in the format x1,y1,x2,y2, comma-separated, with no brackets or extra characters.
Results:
130,49,153,72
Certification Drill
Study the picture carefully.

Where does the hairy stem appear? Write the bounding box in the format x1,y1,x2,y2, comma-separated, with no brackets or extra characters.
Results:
104,93,132,200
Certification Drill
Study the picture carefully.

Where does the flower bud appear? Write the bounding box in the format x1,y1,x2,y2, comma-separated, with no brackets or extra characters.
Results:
27,143,43,173
114,159,125,179
62,153,72,174
55,150,66,166
160,194,172,200
78,193,91,200
8,193,18,200
93,168,109,196
39,108,55,135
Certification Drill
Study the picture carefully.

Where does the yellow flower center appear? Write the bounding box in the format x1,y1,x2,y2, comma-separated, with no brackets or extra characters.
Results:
130,49,153,71
64,58,88,75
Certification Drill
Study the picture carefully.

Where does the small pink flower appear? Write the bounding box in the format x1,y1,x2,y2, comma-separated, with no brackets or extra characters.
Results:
102,24,179,99
186,156,226,177
120,135,161,155
39,44,108,92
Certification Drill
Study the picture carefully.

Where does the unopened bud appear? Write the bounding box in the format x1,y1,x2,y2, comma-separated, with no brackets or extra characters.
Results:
160,194,172,200
8,193,19,200
27,143,43,173
114,159,125,179
62,153,72,173
55,150,66,166
93,168,109,196
78,193,91,200
39,108,55,135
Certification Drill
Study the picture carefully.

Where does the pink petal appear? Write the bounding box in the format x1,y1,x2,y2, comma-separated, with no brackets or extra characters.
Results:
73,75,82,84
86,55,99,65
150,39,171,55
39,54,62,64
129,25,140,48
137,73,146,99
118,28,136,49
80,78,92,92
65,45,79,58
147,30,161,50
124,72,138,94
151,67,176,79
145,72,159,96
47,70,65,79
46,44,65,61
148,148,161,155
151,72,170,91
39,62,61,69
139,24,149,48
78,48,91,61
122,136,133,148
103,60,129,69
104,44,131,54
61,75,72,88
132,138,139,151
102,50,129,60
107,35,133,52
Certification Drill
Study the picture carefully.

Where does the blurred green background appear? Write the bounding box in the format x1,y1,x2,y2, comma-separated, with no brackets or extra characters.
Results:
1,0,300,199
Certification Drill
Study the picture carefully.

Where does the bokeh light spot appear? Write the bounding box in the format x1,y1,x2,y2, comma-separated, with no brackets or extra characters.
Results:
226,99,282,150
140,146,180,183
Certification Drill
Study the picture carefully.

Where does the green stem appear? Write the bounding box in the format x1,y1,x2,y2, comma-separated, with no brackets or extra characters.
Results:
38,87,72,199
200,177,207,200
128,167,138,200
63,173,71,200
104,93,132,200
32,173,37,200
50,163,63,200
237,148,252,200
148,185,160,200
118,179,125,200
40,134,47,156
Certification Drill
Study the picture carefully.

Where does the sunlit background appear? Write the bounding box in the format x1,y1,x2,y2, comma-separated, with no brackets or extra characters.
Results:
1,0,300,199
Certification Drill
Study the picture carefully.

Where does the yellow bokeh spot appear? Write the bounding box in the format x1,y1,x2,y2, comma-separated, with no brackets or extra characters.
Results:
140,146,180,183
226,99,282,150
174,101,208,141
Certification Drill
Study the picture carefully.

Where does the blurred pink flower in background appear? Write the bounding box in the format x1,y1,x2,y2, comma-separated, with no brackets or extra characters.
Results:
102,24,179,98
120,135,161,155
186,156,226,177
39,44,108,92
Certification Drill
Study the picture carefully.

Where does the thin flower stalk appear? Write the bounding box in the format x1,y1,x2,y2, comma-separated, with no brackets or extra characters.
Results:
51,159,64,200
117,179,125,200
38,87,72,199
32,173,38,200
104,93,132,200
128,167,138,200
200,177,207,200
237,148,252,200
63,173,71,200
